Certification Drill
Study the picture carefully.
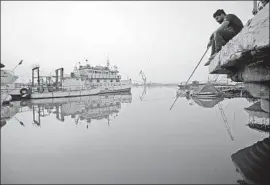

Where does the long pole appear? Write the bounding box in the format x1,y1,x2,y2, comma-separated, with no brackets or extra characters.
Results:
169,95,179,110
185,47,209,86
170,47,209,110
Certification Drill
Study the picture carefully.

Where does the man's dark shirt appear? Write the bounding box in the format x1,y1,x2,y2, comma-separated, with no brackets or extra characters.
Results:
224,14,244,34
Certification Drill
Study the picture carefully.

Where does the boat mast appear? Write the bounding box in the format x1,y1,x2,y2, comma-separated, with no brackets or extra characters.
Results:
106,54,110,68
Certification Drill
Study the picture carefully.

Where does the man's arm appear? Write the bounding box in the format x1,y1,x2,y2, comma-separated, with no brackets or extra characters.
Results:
207,19,230,48
210,19,230,42
207,37,212,48
215,20,230,33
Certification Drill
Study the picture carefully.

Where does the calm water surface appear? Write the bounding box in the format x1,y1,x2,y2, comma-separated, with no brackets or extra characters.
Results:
1,87,269,184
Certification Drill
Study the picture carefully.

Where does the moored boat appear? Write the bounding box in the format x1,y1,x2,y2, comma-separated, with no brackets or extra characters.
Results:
1,63,20,104
22,60,132,99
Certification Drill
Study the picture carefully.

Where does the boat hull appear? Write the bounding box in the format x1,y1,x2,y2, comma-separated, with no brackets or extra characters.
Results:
1,70,18,85
29,85,131,99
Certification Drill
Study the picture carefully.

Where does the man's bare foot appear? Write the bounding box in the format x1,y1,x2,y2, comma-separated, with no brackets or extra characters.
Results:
204,53,217,66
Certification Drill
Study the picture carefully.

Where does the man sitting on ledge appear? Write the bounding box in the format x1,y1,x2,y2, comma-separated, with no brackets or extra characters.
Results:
205,9,243,66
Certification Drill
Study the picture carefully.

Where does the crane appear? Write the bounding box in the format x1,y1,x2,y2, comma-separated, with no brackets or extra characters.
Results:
139,85,147,101
217,102,234,141
139,70,147,101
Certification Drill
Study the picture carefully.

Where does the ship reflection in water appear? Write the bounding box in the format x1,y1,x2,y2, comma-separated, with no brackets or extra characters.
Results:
23,92,132,128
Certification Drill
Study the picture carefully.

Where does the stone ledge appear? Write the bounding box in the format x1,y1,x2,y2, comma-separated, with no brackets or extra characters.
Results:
208,4,269,74
244,82,269,99
228,62,270,82
261,99,270,113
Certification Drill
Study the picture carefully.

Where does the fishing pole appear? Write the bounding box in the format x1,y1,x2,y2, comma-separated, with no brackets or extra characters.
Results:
170,47,209,110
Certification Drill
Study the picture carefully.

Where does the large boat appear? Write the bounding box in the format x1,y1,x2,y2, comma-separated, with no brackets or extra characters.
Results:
22,60,132,99
1,63,19,104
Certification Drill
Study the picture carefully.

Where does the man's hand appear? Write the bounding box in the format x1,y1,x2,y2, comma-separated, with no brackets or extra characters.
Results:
252,9,258,15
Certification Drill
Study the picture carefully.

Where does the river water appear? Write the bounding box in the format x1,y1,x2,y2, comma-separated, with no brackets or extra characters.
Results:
1,87,269,184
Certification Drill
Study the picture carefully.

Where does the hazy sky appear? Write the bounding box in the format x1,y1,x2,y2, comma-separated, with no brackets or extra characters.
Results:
1,1,253,83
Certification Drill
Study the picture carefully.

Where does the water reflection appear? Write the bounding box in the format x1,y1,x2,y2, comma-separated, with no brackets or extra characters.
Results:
177,86,270,184
1,102,21,128
178,85,269,134
21,92,132,128
232,137,270,185
139,85,147,101
191,97,224,108
191,96,269,140
1,87,270,184
245,101,270,130
233,98,270,184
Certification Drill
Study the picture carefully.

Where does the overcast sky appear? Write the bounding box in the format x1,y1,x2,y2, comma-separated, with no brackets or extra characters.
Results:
1,1,253,83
